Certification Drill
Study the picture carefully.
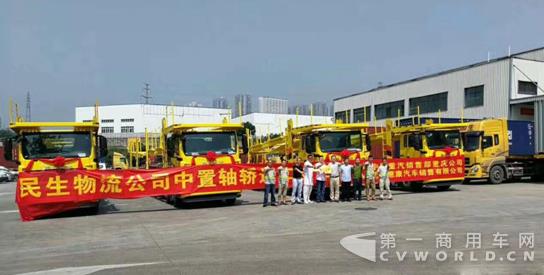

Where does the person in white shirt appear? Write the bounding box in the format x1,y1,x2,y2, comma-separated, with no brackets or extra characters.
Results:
378,158,392,200
314,157,327,202
328,156,341,202
339,158,353,202
303,155,314,204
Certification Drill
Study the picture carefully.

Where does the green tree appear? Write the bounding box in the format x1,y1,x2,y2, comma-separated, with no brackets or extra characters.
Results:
238,121,256,136
0,129,16,141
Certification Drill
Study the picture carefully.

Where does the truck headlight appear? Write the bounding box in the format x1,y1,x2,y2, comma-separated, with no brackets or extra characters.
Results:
470,166,479,173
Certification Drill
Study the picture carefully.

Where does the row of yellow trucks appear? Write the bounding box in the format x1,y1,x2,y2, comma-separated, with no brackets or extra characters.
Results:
382,117,544,184
3,107,250,208
250,117,543,187
250,118,466,190
3,104,543,211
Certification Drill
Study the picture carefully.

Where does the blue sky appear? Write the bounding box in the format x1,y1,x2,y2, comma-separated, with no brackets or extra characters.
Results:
1,0,544,123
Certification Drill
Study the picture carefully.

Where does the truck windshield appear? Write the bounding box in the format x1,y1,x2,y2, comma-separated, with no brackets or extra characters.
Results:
319,131,362,152
182,132,236,155
425,131,461,149
21,132,92,159
463,133,481,152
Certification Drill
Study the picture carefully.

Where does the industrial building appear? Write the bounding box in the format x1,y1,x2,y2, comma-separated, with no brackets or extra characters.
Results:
334,47,544,153
238,112,332,137
75,104,331,145
257,96,288,114
75,104,231,147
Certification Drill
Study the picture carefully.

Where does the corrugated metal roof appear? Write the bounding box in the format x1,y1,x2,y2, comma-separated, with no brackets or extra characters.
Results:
510,95,544,104
334,46,544,101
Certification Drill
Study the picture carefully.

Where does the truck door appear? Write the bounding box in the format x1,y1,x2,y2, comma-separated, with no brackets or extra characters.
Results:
481,135,497,157
402,134,423,158
166,134,180,165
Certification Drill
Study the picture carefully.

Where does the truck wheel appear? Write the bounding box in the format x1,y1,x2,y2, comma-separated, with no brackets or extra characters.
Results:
437,185,451,191
224,198,236,205
174,197,187,209
488,166,504,184
84,202,100,215
410,182,423,192
164,195,173,205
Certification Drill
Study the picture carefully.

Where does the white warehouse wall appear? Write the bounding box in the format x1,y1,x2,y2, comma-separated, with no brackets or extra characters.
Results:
334,59,511,125
75,104,231,134
511,58,544,100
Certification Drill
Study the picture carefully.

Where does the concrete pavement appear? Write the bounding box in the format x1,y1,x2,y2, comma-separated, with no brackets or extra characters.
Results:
0,182,543,274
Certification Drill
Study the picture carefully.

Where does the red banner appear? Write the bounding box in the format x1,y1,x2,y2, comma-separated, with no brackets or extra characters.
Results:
16,156,464,221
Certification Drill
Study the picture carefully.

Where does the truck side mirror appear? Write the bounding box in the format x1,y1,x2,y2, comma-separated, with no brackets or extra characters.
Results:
97,135,108,158
3,138,13,161
241,134,249,154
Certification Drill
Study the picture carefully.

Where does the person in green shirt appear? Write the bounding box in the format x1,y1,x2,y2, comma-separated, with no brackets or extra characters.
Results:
365,155,377,201
353,158,363,200
263,159,277,207
277,159,289,205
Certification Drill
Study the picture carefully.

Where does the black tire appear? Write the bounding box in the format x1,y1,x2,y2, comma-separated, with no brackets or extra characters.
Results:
488,165,504,184
224,198,236,205
83,202,100,215
437,185,451,191
174,197,187,209
410,182,423,192
168,195,178,205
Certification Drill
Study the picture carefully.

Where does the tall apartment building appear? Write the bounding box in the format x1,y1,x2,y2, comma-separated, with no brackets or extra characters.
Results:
212,97,228,109
233,94,252,117
257,97,288,114
312,102,330,116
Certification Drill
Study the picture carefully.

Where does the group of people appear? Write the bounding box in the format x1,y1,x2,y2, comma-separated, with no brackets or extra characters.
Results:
262,154,393,207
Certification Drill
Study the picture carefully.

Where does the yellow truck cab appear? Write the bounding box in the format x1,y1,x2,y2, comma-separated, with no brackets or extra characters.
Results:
463,118,544,183
385,119,467,159
5,120,107,172
113,152,128,170
161,118,249,205
250,119,371,163
377,118,468,190
3,113,108,212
